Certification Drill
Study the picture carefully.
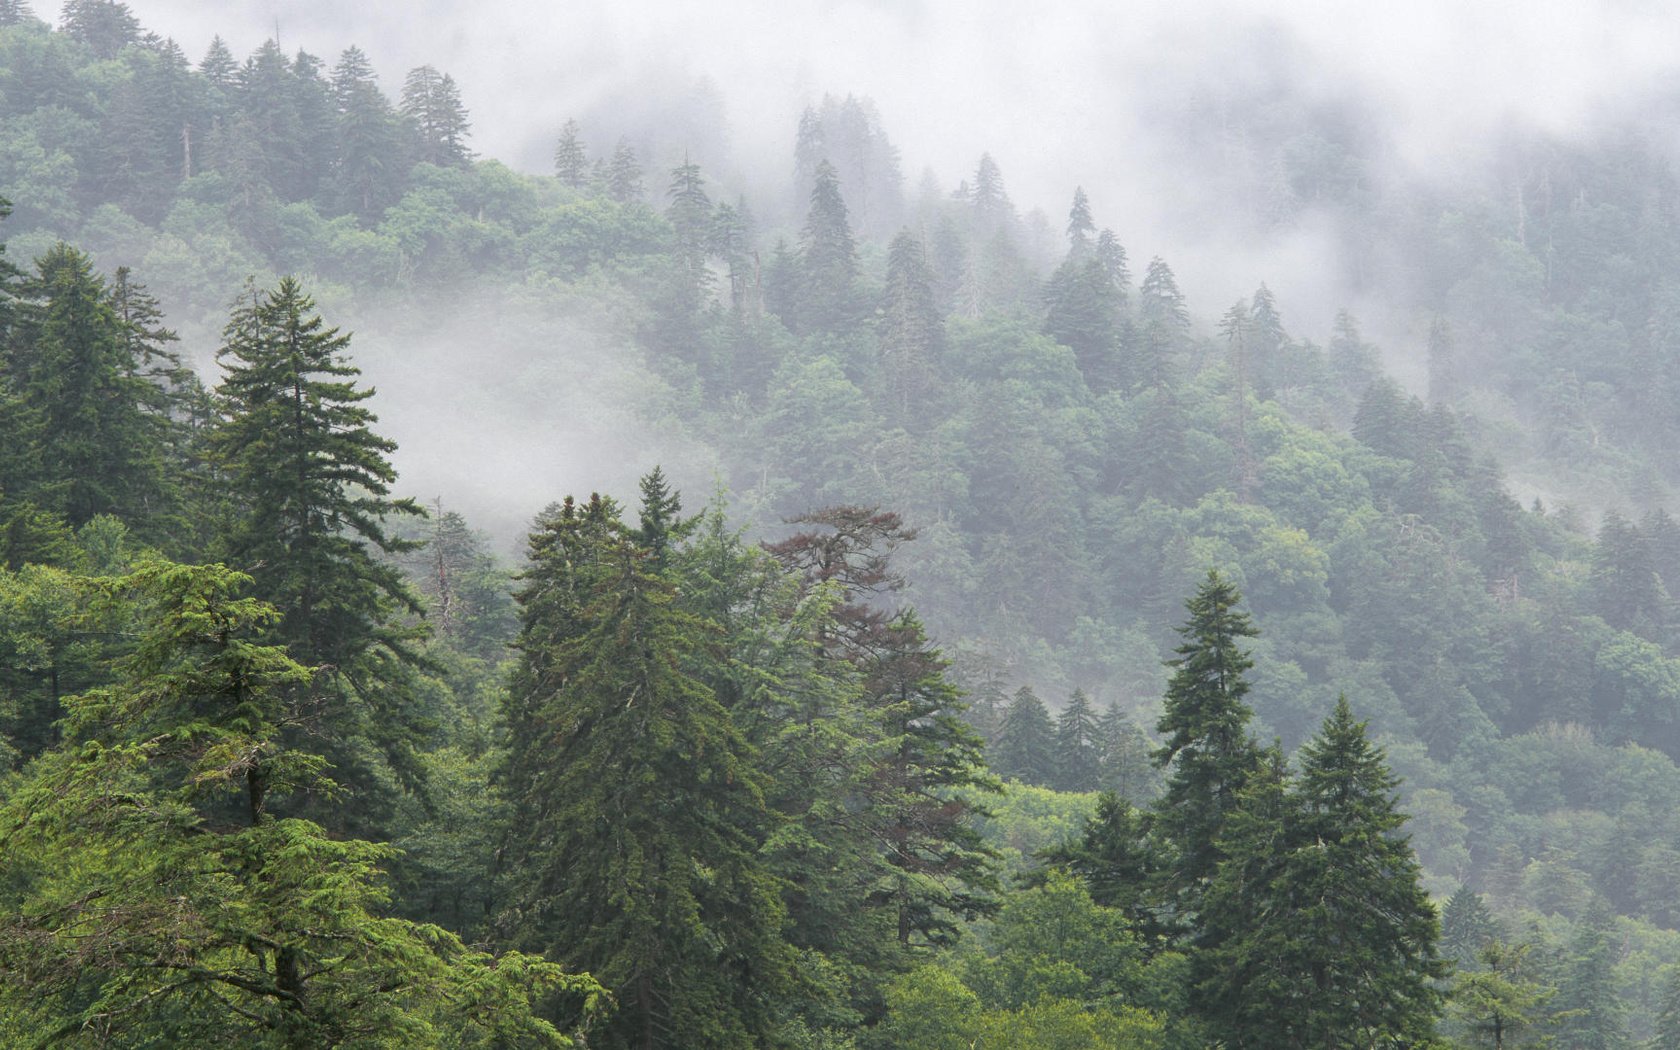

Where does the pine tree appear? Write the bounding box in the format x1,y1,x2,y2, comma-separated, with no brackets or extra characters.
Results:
210,278,425,805
0,0,33,27
1151,571,1263,903
1054,688,1102,792
553,117,587,187
992,685,1056,785
497,494,793,1049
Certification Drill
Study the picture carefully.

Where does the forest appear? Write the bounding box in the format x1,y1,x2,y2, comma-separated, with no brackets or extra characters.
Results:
5,0,1680,1045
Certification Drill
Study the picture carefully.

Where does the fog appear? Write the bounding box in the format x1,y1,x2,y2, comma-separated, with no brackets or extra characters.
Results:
123,0,1680,339
92,0,1680,536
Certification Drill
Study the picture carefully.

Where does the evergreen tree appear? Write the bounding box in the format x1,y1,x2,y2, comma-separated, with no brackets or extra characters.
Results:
1151,571,1263,903
605,138,643,202
210,278,425,806
198,33,236,88
1427,315,1457,405
1653,966,1680,1050
1553,903,1631,1050
1065,186,1095,253
795,159,861,335
0,0,33,27
1096,699,1158,802
553,117,587,186
497,494,793,1049
59,0,140,59
0,561,593,1045
1054,688,1102,792
400,64,471,166
1447,940,1563,1049
992,685,1056,785
1195,699,1444,1046
17,243,174,531
1442,887,1500,971
866,609,1000,946
330,45,405,219
877,229,943,428
970,152,1012,233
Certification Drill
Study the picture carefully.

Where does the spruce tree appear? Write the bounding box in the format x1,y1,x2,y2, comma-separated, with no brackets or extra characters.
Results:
877,229,943,428
1442,888,1500,970
1096,699,1158,801
795,159,861,335
498,494,792,1049
18,244,174,531
399,64,471,166
1151,570,1263,900
210,277,425,807
605,138,643,202
992,685,1056,785
553,117,587,187
330,45,405,219
0,561,593,1045
59,0,140,59
1054,688,1102,792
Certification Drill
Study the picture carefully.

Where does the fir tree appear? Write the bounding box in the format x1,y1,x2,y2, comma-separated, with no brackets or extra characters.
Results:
1151,570,1263,901
992,685,1056,785
1054,688,1102,792
210,278,425,809
498,495,793,1049
553,117,587,187
605,138,643,202
795,159,861,335
1096,699,1158,802
400,64,471,166
60,0,140,59
1442,887,1500,971
877,229,943,428
330,45,405,219
198,34,236,88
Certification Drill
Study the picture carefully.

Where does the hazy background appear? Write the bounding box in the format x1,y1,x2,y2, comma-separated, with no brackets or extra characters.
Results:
124,0,1680,334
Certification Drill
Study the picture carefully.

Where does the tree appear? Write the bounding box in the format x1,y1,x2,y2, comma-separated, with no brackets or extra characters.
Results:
497,493,793,1049
1096,700,1158,802
16,243,174,531
1054,689,1102,792
877,229,943,428
553,117,587,186
210,278,425,807
1209,697,1444,1046
794,159,862,335
400,65,471,166
1441,888,1500,970
605,138,642,202
0,0,33,27
199,33,236,87
992,685,1056,785
1151,571,1263,902
1447,940,1563,1049
1552,904,1630,1050
865,609,1000,946
59,0,140,59
330,45,405,219
0,560,596,1045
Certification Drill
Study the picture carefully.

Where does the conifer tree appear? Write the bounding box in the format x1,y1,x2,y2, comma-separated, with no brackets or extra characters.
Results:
18,244,174,531
330,45,405,219
210,278,424,803
1054,688,1102,792
1653,967,1680,1050
60,0,140,59
0,0,32,27
498,492,793,1049
1442,887,1500,970
1096,699,1158,801
400,64,471,166
992,685,1056,785
0,561,593,1045
199,33,236,86
795,159,861,335
553,117,587,186
1151,570,1263,900
878,229,943,428
605,138,643,202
